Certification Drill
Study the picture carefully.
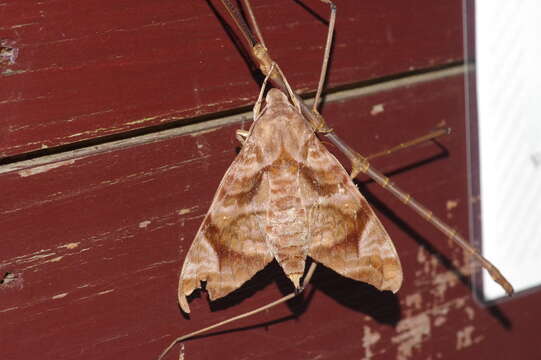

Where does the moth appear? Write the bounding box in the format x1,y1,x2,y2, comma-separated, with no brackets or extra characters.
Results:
178,83,402,313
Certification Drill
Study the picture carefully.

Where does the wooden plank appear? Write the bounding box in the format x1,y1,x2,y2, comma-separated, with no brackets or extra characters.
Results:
0,0,463,157
2,70,536,360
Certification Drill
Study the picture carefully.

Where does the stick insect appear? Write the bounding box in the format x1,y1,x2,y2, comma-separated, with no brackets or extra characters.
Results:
160,1,513,358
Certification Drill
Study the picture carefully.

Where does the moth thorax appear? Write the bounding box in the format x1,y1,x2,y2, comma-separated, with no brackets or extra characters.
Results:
266,88,290,106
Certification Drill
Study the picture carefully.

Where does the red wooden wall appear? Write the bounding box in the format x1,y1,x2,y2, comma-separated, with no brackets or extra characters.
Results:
1,1,538,359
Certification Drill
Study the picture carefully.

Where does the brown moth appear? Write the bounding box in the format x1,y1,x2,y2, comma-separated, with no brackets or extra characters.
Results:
178,87,402,313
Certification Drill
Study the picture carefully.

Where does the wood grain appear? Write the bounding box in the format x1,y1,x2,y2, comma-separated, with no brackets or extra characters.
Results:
0,0,463,157
2,71,537,360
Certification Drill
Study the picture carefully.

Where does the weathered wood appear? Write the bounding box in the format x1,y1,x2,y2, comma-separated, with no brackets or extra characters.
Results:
0,0,463,157
2,71,536,360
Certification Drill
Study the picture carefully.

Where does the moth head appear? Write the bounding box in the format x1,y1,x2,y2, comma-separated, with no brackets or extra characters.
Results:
266,88,290,106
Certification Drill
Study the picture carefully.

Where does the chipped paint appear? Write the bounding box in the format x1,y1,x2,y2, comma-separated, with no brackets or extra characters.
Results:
415,246,439,276
0,306,19,313
446,199,459,219
18,159,75,177
98,289,115,296
52,292,68,299
446,199,459,210
139,220,151,228
434,316,446,327
464,306,475,320
370,103,385,115
392,313,431,360
179,343,185,360
0,41,18,65
405,293,422,310
58,242,80,250
456,325,481,350
189,127,219,137
431,271,459,300
1,272,16,286
178,207,196,215
125,115,159,126
361,326,381,360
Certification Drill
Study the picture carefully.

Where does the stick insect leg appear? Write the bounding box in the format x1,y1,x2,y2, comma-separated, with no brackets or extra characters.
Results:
313,0,336,114
366,126,451,161
243,0,335,115
350,148,514,295
158,262,318,360
242,0,267,49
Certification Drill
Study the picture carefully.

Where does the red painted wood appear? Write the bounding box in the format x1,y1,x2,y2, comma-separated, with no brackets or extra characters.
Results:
1,73,536,360
0,0,463,157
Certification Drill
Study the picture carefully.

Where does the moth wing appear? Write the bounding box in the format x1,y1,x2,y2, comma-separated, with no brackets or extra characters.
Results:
178,139,273,313
304,137,403,292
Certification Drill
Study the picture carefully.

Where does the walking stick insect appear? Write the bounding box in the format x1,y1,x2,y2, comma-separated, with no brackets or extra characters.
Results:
159,1,513,358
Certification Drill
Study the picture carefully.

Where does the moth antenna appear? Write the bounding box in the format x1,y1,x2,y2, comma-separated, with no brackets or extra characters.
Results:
253,62,276,119
271,63,302,112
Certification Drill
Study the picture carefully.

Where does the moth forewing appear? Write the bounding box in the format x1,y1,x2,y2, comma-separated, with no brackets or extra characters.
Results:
178,88,403,313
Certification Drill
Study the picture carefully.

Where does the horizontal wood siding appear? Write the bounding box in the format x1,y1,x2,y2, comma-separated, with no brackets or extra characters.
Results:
1,1,537,359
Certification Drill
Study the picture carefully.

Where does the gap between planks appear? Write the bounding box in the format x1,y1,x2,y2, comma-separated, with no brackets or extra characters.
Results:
0,64,469,176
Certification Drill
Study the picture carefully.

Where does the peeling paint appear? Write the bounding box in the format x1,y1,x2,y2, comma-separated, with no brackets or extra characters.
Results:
139,220,151,228
1,272,16,286
434,316,446,327
26,253,56,262
178,207,196,215
370,103,384,115
416,246,438,276
361,326,381,360
446,199,459,210
58,242,80,250
18,159,75,177
431,271,459,300
178,343,185,360
125,115,158,126
190,127,219,137
0,41,18,65
394,281,471,359
446,199,459,219
405,293,422,310
98,289,115,295
0,306,19,313
392,313,431,360
456,325,477,350
52,292,68,299
464,306,475,320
